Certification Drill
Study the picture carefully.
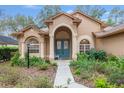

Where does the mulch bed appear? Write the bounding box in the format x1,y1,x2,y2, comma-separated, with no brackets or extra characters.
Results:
70,68,95,88
21,66,57,83
0,62,57,85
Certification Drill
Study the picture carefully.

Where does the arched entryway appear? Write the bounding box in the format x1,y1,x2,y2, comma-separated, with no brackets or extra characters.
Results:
54,26,72,60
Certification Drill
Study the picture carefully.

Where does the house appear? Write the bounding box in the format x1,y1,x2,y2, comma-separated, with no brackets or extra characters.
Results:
0,35,18,47
11,11,124,60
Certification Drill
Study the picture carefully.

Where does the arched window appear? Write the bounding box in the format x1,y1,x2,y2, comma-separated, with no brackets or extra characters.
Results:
26,38,39,53
80,39,91,53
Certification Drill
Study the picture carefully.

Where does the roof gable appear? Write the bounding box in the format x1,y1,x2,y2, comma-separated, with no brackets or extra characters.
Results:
47,12,77,20
71,11,108,28
11,24,48,37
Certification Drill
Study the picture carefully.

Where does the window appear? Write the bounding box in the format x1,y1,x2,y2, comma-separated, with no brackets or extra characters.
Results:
26,38,39,53
57,41,61,49
64,40,69,49
80,39,90,53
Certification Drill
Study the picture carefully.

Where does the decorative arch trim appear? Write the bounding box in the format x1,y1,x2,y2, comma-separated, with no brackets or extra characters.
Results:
51,23,77,37
78,35,94,52
78,35,94,45
24,36,40,43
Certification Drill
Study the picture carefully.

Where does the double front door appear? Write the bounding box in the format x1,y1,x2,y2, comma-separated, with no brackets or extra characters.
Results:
55,40,70,59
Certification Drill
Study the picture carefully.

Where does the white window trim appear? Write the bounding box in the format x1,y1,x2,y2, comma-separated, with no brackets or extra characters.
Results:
80,44,91,53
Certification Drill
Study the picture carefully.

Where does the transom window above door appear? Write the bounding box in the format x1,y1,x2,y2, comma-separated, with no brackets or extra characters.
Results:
80,39,91,53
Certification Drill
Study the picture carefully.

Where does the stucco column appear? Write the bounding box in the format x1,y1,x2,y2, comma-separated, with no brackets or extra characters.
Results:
49,35,54,60
72,35,77,60
21,42,25,58
40,42,44,58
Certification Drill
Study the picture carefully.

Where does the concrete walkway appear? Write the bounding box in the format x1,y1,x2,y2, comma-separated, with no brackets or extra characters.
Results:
54,60,87,88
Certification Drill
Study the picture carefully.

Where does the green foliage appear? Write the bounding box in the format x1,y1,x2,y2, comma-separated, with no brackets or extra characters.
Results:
109,7,124,24
29,56,45,67
11,51,20,66
86,49,107,61
11,52,50,69
106,18,116,26
95,76,108,88
107,54,119,62
95,76,117,88
0,46,18,61
0,14,34,33
108,71,124,86
71,50,124,87
77,52,88,61
50,62,57,67
74,68,81,75
38,63,49,70
80,71,92,79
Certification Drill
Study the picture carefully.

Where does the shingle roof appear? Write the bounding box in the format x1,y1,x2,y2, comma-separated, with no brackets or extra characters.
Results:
0,35,18,45
94,24,124,38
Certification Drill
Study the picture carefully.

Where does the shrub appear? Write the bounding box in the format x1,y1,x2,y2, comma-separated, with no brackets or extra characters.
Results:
11,51,20,66
86,49,107,61
108,71,124,86
74,68,81,75
70,60,78,68
0,46,18,61
80,71,92,79
29,56,45,66
11,52,49,68
95,76,108,88
77,52,88,61
107,54,119,62
38,63,49,70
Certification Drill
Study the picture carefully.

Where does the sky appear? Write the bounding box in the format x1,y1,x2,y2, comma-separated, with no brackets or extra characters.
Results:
0,5,124,20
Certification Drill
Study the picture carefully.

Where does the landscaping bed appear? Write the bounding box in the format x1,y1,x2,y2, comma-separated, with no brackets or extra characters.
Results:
0,62,57,88
0,52,57,88
70,49,124,88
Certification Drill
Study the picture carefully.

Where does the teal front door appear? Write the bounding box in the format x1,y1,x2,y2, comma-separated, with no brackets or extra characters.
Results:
55,40,70,59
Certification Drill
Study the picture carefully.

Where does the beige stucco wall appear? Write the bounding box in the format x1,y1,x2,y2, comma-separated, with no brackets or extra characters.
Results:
96,32,124,56
19,28,45,58
72,13,101,51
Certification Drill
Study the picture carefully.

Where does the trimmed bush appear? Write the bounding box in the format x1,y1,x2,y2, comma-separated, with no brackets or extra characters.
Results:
86,49,107,61
0,46,18,61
